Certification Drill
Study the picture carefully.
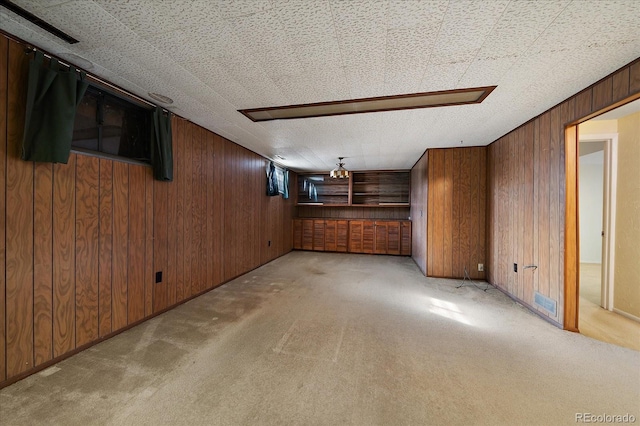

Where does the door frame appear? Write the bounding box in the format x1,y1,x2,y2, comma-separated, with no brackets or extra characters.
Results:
578,133,618,311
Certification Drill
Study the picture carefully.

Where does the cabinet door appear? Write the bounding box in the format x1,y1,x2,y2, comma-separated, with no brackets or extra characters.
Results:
324,220,337,252
363,220,375,253
374,221,388,254
401,221,412,255
293,219,302,249
302,219,314,250
349,221,364,253
336,220,349,252
387,221,401,255
313,220,325,251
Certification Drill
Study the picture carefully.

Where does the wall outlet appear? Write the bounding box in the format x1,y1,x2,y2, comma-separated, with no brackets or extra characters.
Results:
478,263,484,272
155,271,162,283
514,263,518,273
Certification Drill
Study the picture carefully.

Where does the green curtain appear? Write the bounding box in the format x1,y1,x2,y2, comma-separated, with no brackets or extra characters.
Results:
282,169,289,199
152,107,173,181
21,51,88,163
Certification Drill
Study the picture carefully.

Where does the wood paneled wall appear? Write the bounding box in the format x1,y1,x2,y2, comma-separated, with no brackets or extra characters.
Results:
0,36,295,386
427,147,486,280
486,58,640,328
296,206,409,220
410,151,428,275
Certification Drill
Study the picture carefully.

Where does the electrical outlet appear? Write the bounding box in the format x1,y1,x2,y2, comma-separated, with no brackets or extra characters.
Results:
155,271,162,283
514,263,518,273
478,263,484,272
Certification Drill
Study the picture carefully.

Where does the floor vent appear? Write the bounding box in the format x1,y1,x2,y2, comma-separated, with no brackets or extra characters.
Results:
534,291,557,316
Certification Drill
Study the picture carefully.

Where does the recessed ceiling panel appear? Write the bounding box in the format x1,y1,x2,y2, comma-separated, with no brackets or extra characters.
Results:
239,86,496,122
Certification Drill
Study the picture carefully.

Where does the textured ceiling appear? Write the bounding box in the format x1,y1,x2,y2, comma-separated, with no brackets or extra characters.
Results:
1,0,639,172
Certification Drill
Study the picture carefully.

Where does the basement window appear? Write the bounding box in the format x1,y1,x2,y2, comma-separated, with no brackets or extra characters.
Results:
72,84,153,163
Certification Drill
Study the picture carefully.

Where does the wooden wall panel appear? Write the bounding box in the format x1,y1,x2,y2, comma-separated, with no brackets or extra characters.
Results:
33,163,53,365
485,57,640,329
144,167,154,316
98,160,113,337
127,165,146,324
6,40,33,376
0,37,8,382
52,155,76,357
112,161,128,329
426,147,486,279
75,155,99,347
0,32,294,388
410,151,427,274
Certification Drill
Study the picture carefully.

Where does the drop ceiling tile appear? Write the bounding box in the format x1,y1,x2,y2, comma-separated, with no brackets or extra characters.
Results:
94,0,223,39
344,66,386,99
216,0,273,19
227,9,292,53
419,61,471,92
271,0,335,45
385,26,439,64
292,39,343,71
386,0,448,29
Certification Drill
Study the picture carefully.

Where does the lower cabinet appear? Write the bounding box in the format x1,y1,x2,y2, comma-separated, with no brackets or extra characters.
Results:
293,218,411,256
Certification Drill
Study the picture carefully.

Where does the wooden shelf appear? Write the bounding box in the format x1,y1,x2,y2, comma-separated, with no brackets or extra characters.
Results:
297,170,410,207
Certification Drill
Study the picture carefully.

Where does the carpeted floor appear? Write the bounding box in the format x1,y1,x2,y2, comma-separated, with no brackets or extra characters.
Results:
1,251,639,425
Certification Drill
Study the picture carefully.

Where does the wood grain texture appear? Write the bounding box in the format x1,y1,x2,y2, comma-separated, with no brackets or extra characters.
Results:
363,221,375,254
592,77,613,112
574,90,592,121
293,219,302,249
53,155,76,357
410,151,427,274
401,221,412,256
144,166,154,316
387,221,400,255
336,220,348,252
6,40,34,376
629,61,640,94
1,34,299,387
612,68,630,102
98,160,113,337
374,221,388,254
302,219,313,250
75,155,99,347
313,220,325,251
127,165,146,324
112,161,128,329
296,206,409,220
324,220,337,252
564,125,579,331
0,37,8,381
33,162,53,365
426,147,486,279
349,221,363,253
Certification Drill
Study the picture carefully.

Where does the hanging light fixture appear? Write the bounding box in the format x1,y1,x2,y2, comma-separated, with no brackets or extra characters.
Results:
330,157,349,179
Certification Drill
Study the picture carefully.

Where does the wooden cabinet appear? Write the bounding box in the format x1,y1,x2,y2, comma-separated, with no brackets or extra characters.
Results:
302,219,314,250
387,221,401,255
293,218,411,256
349,220,364,253
336,220,348,252
313,220,325,251
401,221,411,255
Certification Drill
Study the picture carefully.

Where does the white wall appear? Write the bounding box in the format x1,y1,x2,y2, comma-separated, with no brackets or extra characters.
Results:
579,149,604,263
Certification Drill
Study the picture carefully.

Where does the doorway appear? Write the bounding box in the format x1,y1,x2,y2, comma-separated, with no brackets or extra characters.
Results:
569,99,640,351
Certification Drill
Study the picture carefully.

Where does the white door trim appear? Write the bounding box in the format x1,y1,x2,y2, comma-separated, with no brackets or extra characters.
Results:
579,133,617,311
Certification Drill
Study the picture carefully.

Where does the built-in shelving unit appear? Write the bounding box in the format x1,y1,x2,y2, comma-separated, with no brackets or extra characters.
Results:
296,170,410,207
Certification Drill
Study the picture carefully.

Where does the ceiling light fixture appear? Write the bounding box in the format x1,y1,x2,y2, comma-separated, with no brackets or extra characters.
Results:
239,86,496,122
330,157,349,179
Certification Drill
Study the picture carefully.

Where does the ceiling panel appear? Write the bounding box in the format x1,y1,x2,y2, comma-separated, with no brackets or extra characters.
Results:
1,0,639,173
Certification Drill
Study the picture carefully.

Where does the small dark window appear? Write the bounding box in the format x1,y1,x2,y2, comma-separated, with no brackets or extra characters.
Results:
72,85,152,163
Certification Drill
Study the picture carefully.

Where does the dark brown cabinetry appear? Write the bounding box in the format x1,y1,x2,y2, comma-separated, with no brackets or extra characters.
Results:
294,219,411,256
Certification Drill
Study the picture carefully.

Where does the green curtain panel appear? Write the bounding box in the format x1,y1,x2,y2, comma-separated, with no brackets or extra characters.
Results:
21,51,89,163
152,107,173,181
282,169,289,199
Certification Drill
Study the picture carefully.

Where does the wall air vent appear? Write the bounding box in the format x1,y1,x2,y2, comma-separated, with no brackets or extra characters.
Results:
0,0,79,44
534,291,557,316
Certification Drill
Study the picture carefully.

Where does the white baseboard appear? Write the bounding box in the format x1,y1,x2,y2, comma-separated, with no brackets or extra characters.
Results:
613,308,640,323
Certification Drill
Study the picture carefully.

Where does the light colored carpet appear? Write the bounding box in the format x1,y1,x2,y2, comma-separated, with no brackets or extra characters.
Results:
2,251,639,425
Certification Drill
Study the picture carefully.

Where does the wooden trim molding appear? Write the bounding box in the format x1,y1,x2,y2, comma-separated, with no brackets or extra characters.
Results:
564,125,579,332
